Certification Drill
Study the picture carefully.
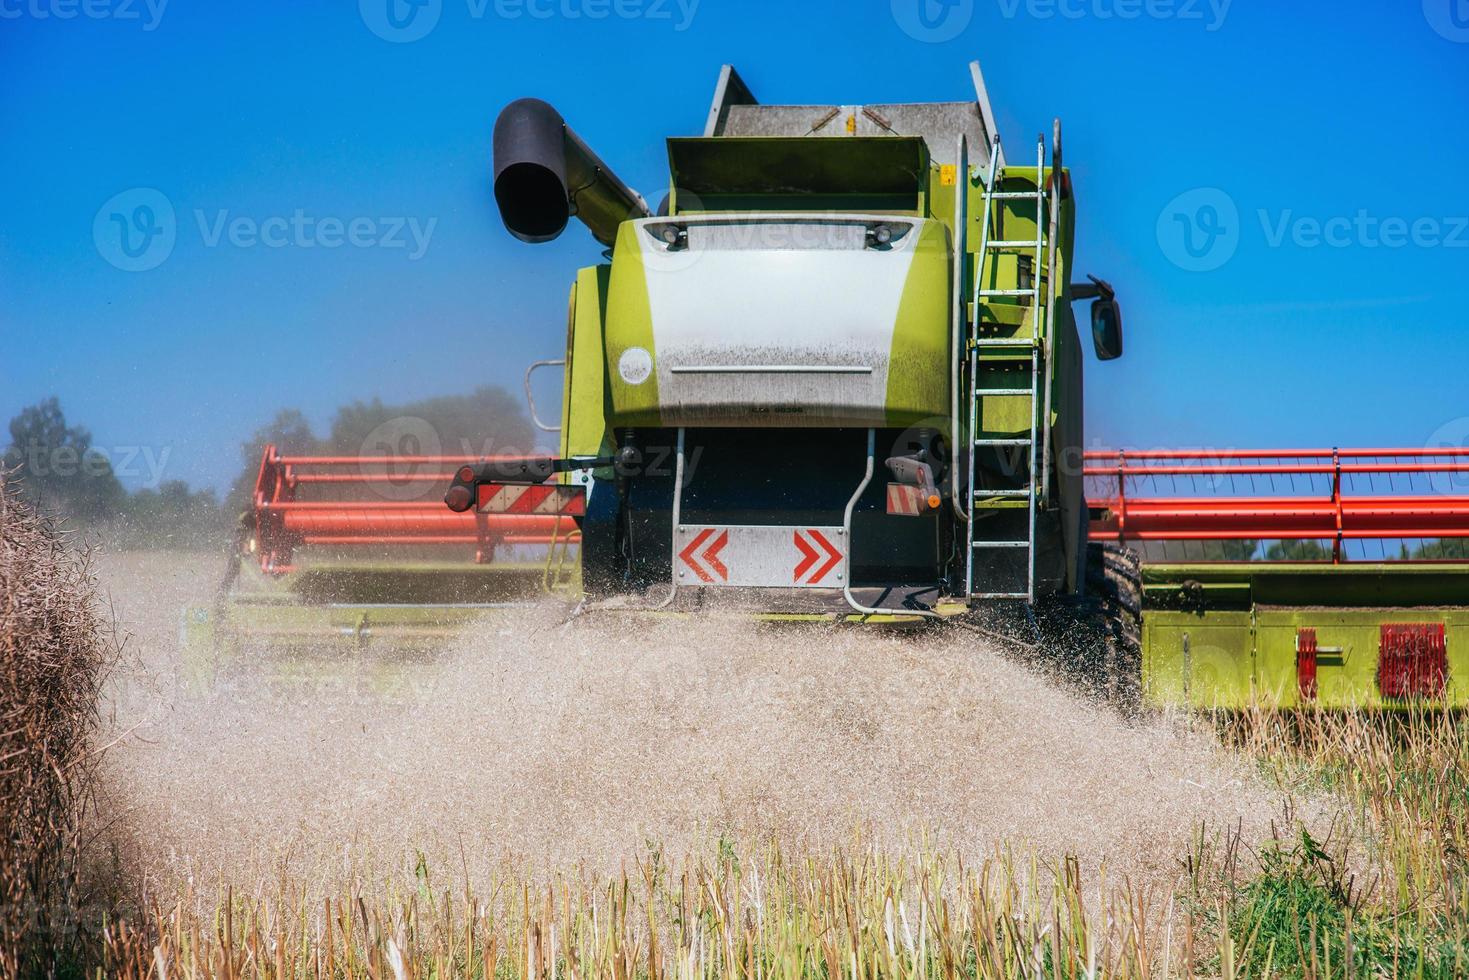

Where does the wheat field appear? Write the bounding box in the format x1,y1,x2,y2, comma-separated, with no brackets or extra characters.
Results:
6,546,1463,978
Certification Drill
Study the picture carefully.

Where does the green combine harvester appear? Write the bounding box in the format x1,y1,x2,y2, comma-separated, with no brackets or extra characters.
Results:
204,61,1469,710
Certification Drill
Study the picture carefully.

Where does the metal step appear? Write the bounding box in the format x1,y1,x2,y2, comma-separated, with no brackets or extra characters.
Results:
974,438,1032,447
972,592,1032,600
973,388,1033,397
977,288,1037,298
973,488,1031,498
989,191,1043,201
972,337,1040,348
972,540,1030,549
988,240,1042,250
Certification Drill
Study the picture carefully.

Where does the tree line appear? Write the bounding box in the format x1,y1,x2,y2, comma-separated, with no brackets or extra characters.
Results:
2,389,534,550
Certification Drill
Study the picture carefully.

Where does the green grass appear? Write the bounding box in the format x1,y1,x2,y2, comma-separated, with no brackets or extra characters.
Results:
1212,710,1469,978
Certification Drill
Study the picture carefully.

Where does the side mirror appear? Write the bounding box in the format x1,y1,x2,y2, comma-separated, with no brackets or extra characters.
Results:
1090,298,1124,361
1071,275,1124,361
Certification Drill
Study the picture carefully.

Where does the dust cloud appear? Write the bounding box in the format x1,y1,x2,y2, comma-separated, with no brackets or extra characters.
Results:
96,552,1290,894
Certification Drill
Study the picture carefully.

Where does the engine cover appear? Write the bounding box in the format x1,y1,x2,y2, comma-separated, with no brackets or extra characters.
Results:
603,215,951,428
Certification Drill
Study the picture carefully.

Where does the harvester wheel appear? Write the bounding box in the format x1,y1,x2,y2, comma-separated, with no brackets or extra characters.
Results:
1085,541,1143,708
968,543,1142,712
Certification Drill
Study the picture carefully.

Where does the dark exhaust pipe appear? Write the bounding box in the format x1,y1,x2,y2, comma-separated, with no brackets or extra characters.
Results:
492,98,651,247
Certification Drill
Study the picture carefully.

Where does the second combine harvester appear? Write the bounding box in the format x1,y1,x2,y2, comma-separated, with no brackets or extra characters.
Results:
450,62,1125,621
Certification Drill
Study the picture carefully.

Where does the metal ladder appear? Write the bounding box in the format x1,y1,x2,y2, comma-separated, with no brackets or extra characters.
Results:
965,132,1051,603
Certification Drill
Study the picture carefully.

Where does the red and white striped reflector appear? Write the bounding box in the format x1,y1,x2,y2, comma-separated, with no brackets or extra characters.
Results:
476,484,586,517
887,483,930,517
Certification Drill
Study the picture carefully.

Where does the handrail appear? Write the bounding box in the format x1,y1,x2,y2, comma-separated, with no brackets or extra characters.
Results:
1085,448,1469,551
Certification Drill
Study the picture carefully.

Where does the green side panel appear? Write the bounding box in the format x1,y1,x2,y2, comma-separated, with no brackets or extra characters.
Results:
1140,564,1469,708
1142,611,1255,708
1256,609,1468,709
925,162,955,225
977,360,1032,439
1143,562,1469,608
604,222,660,426
1047,187,1078,425
561,265,614,460
885,218,952,425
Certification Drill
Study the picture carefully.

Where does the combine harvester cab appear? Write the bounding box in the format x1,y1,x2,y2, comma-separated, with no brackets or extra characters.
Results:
1088,450,1469,709
469,63,1128,621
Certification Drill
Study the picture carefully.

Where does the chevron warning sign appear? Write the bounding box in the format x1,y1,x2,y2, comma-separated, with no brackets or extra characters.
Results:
792,529,843,585
672,524,846,589
678,528,730,583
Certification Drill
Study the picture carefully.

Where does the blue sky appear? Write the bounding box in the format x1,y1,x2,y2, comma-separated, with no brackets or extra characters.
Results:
2,0,1467,492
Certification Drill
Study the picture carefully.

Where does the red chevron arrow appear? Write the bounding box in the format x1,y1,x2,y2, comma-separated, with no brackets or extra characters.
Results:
679,528,716,583
703,530,729,581
793,530,819,582
806,530,843,584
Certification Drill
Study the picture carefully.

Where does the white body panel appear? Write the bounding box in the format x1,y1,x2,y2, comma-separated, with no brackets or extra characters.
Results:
636,215,923,426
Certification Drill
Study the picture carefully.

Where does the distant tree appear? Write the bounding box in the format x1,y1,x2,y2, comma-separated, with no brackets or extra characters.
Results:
1206,540,1261,561
223,387,534,514
1143,540,1259,562
223,409,322,517
1265,540,1334,561
3,398,125,521
113,480,228,549
1414,540,1469,560
327,386,535,459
